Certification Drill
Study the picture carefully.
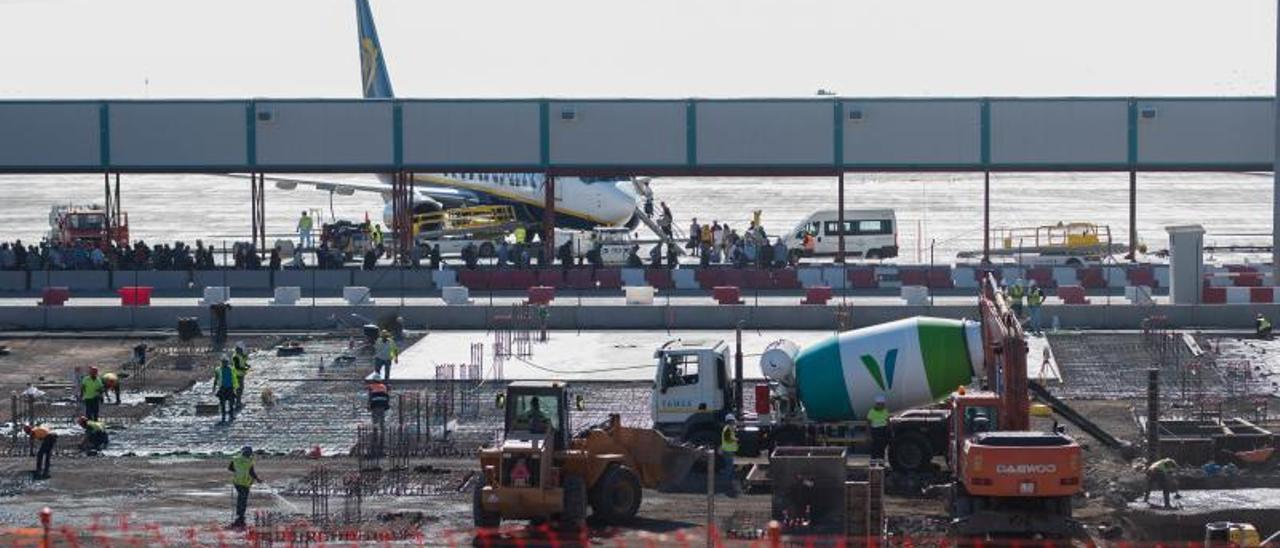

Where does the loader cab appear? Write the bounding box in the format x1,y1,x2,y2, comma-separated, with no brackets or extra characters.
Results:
651,339,731,442
504,381,571,452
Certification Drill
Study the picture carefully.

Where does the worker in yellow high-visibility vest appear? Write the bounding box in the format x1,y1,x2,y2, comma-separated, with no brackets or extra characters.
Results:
867,394,891,462
1144,458,1179,509
228,446,262,529
720,415,740,497
297,211,314,249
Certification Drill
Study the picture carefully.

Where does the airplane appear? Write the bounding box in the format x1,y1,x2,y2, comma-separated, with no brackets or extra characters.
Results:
259,0,647,233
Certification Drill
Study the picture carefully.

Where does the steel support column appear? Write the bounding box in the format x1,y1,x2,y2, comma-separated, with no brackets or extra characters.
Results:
836,171,846,263
113,174,121,231
103,173,113,237
1128,171,1138,261
982,171,991,263
408,172,416,264
250,173,266,251
543,175,557,263
390,172,401,263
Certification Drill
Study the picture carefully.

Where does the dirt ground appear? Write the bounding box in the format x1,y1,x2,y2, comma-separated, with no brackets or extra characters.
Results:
1,333,1278,545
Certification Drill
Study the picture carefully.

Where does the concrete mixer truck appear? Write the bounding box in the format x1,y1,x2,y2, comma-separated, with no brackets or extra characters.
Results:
650,316,984,471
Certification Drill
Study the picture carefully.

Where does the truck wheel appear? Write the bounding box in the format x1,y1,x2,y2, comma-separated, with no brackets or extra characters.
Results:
561,476,587,530
590,465,642,524
888,432,932,472
473,482,500,529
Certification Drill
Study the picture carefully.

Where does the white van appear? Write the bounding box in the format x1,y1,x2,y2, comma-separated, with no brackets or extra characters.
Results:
786,209,899,260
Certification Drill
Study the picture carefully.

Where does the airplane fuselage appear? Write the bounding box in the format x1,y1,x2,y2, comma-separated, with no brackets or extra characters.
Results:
380,173,639,231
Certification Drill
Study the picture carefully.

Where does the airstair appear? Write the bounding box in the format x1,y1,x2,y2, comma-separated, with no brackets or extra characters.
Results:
630,178,685,255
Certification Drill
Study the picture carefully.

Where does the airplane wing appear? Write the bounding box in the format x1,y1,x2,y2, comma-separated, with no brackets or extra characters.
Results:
226,174,482,209
227,173,392,198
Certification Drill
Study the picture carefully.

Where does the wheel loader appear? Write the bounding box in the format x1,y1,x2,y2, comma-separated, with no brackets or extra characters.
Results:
473,381,700,529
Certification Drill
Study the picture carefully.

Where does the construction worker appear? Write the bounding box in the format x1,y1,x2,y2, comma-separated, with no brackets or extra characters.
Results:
1006,280,1026,318
371,223,384,253
213,358,240,424
1026,283,1046,335
80,366,106,421
522,397,550,433
367,377,390,428
103,372,122,404
867,394,891,462
78,416,109,453
513,225,527,246
1256,313,1273,340
373,330,398,380
23,424,57,479
720,414,739,497
297,211,314,249
228,446,262,529
1144,457,1180,509
232,342,251,409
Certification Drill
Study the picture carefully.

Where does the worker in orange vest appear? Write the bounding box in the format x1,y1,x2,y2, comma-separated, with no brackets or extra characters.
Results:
23,424,57,479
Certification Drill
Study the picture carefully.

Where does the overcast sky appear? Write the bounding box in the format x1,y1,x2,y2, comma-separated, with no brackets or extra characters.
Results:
0,0,1275,99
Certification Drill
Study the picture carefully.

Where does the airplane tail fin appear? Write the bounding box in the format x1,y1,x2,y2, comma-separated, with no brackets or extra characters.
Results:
355,0,394,98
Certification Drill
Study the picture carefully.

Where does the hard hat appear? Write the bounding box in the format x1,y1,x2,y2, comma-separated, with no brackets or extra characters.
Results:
77,416,88,426
369,372,383,381
241,446,253,456
725,414,737,423
235,341,246,352
874,394,887,404
379,329,390,337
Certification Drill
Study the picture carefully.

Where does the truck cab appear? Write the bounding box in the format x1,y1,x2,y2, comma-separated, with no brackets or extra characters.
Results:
651,339,731,445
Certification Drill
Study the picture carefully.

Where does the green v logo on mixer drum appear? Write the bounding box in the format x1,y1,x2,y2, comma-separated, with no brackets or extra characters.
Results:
860,349,898,392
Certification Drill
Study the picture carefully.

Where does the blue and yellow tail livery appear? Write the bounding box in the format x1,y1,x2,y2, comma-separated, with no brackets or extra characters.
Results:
355,0,394,99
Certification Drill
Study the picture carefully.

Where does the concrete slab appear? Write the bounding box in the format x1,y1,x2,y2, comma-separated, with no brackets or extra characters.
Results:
394,329,840,381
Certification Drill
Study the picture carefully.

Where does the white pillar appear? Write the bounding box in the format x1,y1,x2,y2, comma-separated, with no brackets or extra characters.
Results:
1273,0,1280,276
1167,225,1205,305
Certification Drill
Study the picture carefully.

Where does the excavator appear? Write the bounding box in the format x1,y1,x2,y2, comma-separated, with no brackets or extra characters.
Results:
473,381,699,529
946,274,1084,537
